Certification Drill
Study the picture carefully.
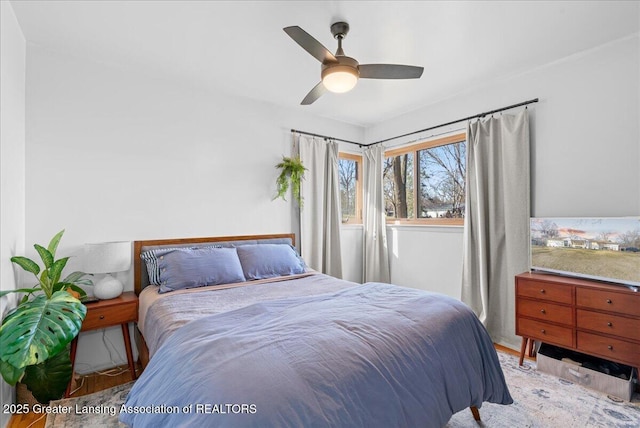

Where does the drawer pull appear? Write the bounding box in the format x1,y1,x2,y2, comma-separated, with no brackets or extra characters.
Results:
99,315,105,320
607,345,613,350
607,322,612,327
606,299,612,304
540,289,545,294
540,309,546,314
540,329,546,334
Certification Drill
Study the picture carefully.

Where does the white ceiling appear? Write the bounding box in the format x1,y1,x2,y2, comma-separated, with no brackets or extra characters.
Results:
10,1,640,127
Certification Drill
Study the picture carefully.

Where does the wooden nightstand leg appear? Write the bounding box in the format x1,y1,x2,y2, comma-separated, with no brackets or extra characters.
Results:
122,323,137,380
519,337,528,366
64,336,79,397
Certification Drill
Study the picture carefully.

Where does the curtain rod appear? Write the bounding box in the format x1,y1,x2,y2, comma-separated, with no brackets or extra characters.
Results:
292,97,538,149
367,98,539,146
290,129,363,147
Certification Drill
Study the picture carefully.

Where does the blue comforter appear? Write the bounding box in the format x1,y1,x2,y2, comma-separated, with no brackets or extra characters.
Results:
120,282,512,427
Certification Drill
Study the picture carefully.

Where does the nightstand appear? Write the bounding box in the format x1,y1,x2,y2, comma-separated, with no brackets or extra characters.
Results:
65,292,138,397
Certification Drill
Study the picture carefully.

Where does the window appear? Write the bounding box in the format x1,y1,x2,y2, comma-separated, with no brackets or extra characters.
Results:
383,133,466,225
338,153,362,224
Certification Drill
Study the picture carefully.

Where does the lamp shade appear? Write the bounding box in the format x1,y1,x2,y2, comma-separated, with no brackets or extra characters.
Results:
321,65,359,93
84,241,131,274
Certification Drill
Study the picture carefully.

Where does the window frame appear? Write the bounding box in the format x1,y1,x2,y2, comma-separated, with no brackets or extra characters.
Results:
338,152,363,225
384,133,466,226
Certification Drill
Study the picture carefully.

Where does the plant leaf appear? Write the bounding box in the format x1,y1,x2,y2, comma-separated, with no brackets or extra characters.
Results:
40,269,50,287
22,347,72,403
49,257,69,286
0,291,86,369
62,271,94,287
0,288,41,298
0,359,25,386
52,283,87,300
73,278,94,287
62,271,87,283
10,257,40,275
34,244,54,269
47,230,65,258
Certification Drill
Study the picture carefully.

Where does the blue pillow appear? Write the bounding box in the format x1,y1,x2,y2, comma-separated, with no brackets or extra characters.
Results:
155,247,246,293
236,244,305,280
140,247,189,285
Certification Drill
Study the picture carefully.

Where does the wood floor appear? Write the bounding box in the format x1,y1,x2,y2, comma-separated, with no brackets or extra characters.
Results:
8,346,526,427
7,363,140,428
495,343,524,358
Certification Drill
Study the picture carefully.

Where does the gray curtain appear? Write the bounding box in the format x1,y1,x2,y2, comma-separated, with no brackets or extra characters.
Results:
461,110,530,346
298,135,343,278
363,145,390,283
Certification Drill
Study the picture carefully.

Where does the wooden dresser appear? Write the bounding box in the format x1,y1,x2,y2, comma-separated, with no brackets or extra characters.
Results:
515,272,640,375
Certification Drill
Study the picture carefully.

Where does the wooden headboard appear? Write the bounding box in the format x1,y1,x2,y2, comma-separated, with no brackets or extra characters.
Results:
133,233,296,295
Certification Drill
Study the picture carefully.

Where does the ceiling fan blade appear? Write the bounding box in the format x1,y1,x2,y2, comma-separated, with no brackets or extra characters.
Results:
284,26,337,64
359,64,424,79
301,82,327,105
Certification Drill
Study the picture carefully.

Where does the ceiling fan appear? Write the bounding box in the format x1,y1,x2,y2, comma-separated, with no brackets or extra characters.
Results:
284,22,424,105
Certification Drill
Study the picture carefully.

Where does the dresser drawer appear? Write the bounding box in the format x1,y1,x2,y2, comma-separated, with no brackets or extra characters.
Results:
577,310,640,342
517,299,573,325
576,287,639,316
517,318,574,348
517,279,572,304
577,331,640,367
82,302,138,331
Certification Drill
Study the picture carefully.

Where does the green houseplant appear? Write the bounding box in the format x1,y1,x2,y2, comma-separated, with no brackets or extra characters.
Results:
274,156,307,206
0,230,92,403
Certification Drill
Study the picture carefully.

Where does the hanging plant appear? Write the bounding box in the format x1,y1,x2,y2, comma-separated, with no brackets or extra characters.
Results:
274,156,307,207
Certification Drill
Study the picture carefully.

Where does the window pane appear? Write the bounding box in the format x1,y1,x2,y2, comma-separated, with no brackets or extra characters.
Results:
383,153,414,219
339,158,357,222
417,142,466,219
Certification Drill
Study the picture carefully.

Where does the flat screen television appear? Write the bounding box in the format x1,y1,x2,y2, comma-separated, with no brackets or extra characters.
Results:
530,217,640,288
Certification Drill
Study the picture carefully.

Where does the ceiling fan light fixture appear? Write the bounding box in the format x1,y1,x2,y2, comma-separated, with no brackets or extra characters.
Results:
321,65,359,93
284,22,423,104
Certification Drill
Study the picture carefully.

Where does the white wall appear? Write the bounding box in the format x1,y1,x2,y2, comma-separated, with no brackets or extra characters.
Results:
19,22,640,372
25,46,364,373
0,0,26,423
387,226,463,299
339,225,363,283
367,35,640,348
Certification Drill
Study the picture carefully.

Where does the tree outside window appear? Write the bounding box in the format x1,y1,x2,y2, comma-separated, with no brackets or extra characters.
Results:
383,133,466,225
338,153,362,224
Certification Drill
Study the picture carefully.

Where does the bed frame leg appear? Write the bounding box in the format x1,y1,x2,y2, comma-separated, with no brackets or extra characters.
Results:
470,406,481,422
134,326,150,370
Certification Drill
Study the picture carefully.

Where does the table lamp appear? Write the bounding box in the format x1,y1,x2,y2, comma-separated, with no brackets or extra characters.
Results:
84,241,131,300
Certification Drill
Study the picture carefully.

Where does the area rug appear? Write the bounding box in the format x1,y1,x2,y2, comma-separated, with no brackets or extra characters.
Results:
45,351,639,427
446,352,639,427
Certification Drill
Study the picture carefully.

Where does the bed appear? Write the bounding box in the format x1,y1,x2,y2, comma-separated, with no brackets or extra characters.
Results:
120,234,512,427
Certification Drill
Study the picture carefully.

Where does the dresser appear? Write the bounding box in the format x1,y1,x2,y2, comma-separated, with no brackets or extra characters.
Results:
515,272,640,376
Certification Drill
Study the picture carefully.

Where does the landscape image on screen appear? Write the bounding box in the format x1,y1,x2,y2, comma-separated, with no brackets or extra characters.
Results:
530,217,640,286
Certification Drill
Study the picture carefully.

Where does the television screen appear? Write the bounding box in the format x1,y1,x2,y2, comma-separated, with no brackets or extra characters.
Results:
530,217,640,287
